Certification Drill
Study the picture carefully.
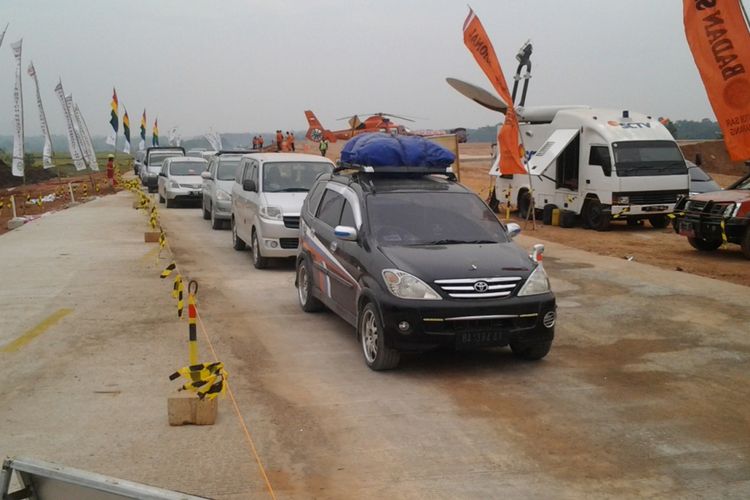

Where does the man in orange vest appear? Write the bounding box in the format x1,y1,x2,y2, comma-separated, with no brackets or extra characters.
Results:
276,130,283,151
287,131,295,152
258,135,264,150
106,154,117,191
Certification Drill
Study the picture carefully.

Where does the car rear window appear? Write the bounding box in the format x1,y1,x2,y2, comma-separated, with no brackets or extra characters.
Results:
169,161,205,176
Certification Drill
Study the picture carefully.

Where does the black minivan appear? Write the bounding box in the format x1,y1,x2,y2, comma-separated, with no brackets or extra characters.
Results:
295,166,556,370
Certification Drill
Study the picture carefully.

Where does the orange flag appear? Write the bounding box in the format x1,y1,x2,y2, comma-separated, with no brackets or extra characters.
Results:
463,8,526,175
684,0,750,161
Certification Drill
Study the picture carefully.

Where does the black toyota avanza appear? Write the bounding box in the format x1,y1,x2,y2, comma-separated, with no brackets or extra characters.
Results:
295,166,556,370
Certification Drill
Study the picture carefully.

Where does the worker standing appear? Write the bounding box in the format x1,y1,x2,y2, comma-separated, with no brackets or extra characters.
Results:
252,136,258,150
276,130,283,151
258,135,264,150
106,154,116,191
287,131,295,152
319,138,329,157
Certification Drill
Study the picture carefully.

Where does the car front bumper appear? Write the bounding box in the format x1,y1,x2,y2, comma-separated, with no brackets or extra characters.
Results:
674,214,749,244
376,292,556,351
256,217,300,258
165,186,203,201
212,199,232,220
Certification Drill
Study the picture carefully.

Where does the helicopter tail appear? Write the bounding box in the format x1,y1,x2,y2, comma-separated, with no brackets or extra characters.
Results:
304,110,336,142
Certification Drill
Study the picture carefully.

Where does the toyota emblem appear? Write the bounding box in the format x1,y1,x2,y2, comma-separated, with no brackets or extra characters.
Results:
473,281,489,292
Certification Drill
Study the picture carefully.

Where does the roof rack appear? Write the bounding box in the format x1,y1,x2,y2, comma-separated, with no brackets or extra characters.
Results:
335,161,455,179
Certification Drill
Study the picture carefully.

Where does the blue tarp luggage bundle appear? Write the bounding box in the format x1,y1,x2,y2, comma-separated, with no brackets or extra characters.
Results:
340,133,455,169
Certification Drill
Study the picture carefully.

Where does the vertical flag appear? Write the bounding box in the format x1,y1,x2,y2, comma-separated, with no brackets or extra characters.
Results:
683,0,750,161
152,118,159,146
106,88,118,146
168,126,177,146
54,81,86,170
11,39,24,178
139,109,147,151
27,62,54,168
462,9,526,175
0,23,8,49
72,101,99,171
123,108,131,154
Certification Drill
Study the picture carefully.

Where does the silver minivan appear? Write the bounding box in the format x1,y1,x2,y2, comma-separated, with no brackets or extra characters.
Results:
201,152,244,229
231,153,335,268
158,156,208,208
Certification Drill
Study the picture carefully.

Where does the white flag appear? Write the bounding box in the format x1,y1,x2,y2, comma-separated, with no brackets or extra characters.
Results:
73,102,99,171
54,81,86,171
27,62,54,168
0,23,8,49
123,140,130,155
168,126,177,146
11,39,24,177
138,138,145,152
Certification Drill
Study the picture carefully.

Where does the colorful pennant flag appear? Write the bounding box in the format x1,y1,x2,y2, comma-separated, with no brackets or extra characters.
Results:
139,109,147,151
123,108,131,154
106,88,118,146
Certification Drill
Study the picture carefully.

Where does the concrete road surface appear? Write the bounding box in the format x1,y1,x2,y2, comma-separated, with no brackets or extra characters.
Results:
2,191,749,499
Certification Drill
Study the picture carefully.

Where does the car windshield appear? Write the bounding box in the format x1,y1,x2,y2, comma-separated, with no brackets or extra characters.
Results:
612,141,686,177
367,192,508,246
148,152,183,167
735,176,750,190
218,159,240,180
262,161,332,193
169,161,204,176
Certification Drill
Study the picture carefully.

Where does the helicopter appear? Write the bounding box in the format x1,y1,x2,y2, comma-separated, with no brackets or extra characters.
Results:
304,111,416,142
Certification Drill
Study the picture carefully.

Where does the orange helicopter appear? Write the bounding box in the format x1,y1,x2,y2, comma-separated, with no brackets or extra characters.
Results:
304,111,415,142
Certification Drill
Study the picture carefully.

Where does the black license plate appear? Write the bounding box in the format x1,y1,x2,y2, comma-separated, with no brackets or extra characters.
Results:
643,205,668,212
457,331,504,347
678,221,695,238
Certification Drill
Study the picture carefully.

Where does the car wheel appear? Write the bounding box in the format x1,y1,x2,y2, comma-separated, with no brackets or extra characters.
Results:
510,340,552,361
159,193,165,204
202,200,210,220
231,218,246,250
296,258,323,312
583,198,610,231
251,230,269,269
742,227,750,260
359,302,400,370
688,236,722,251
210,206,222,230
517,189,531,219
165,198,175,208
648,214,669,229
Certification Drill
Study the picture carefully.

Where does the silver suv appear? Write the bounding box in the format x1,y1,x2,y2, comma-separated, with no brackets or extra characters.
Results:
158,156,208,208
231,153,335,268
201,152,247,229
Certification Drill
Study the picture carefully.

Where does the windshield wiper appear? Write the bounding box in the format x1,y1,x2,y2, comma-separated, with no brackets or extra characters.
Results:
418,239,498,245
277,188,309,192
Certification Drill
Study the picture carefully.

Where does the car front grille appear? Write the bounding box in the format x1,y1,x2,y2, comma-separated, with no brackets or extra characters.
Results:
423,315,537,335
179,183,202,189
433,276,523,299
279,238,299,249
283,216,300,229
685,200,731,217
614,190,685,205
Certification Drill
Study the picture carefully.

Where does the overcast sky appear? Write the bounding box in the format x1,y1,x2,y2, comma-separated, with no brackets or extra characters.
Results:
0,0,744,138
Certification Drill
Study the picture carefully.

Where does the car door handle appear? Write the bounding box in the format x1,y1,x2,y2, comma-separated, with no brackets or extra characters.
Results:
329,241,338,252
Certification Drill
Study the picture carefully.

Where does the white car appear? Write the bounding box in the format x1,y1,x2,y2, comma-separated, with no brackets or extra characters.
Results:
201,152,245,229
231,153,335,268
158,156,209,208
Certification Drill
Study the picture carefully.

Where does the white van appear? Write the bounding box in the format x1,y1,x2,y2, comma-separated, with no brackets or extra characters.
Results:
489,107,689,230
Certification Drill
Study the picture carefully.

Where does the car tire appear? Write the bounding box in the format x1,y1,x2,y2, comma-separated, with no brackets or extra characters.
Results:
210,206,222,230
626,217,642,227
688,236,722,251
159,193,165,204
165,198,175,208
231,218,246,251
517,189,531,219
742,228,750,260
202,201,210,220
583,198,611,231
359,302,400,370
649,215,669,229
296,258,323,312
510,340,552,361
251,230,269,269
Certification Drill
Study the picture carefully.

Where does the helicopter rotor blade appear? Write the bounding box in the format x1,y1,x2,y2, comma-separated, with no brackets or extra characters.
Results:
446,77,508,114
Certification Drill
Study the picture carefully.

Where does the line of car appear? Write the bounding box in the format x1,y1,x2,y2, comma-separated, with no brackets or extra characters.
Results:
133,146,557,370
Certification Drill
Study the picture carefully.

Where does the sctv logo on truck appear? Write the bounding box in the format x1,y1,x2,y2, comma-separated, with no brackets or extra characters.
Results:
607,120,652,129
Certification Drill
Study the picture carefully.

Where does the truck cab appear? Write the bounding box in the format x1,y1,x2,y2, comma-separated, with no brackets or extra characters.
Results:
492,107,689,230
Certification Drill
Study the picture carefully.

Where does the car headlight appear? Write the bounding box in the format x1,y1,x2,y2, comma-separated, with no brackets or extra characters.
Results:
615,195,630,204
518,264,551,296
259,206,283,221
168,180,180,189
216,190,231,201
382,269,441,300
723,203,737,218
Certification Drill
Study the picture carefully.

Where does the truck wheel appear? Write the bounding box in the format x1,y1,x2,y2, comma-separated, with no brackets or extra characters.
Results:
296,258,323,312
510,340,552,361
649,215,669,229
359,302,400,370
202,201,210,220
741,228,750,259
487,187,500,213
231,218,246,251
583,199,611,231
688,236,721,251
251,230,269,269
542,204,556,225
159,194,165,204
517,189,531,218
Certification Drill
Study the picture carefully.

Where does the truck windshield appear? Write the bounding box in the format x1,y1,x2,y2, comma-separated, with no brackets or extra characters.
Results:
169,162,204,176
148,152,183,167
218,159,240,180
612,141,686,177
367,192,508,246
262,162,332,192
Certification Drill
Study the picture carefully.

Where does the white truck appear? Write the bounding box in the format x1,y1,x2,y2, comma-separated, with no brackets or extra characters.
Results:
487,106,689,230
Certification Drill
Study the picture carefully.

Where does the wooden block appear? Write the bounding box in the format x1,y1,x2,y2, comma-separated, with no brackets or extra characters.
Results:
132,200,141,209
168,396,217,426
144,231,160,243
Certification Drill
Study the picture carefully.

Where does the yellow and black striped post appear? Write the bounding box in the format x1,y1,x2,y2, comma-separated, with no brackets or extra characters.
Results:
160,262,176,279
187,281,198,365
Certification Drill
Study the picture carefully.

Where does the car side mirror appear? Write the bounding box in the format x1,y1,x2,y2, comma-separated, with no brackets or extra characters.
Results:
242,179,256,192
201,171,212,180
506,222,521,239
158,172,166,177
334,225,358,241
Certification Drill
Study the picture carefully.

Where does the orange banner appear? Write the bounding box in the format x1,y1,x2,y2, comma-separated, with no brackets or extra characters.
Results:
684,0,750,161
463,8,526,175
